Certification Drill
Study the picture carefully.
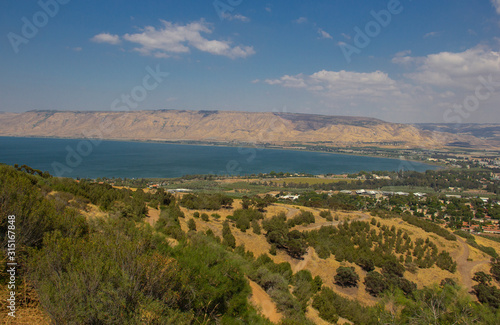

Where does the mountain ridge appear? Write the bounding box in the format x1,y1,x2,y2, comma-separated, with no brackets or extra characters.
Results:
0,110,496,149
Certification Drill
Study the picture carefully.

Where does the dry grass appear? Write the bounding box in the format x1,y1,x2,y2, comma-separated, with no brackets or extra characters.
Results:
145,207,161,226
112,186,154,193
0,282,51,325
80,203,108,220
137,197,499,321
475,235,500,256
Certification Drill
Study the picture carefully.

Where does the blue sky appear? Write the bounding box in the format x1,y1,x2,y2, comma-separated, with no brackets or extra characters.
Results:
1,0,500,123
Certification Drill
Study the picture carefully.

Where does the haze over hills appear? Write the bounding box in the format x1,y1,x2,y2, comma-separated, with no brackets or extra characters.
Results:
0,110,496,149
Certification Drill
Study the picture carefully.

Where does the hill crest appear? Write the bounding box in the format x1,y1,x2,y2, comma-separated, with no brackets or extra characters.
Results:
0,109,493,149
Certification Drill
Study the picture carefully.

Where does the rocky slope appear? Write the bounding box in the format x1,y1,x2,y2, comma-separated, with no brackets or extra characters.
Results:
0,110,493,149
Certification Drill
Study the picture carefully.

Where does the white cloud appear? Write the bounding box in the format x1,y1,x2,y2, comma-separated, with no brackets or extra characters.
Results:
265,6,272,12
263,69,417,120
318,28,333,39
424,31,441,38
265,74,308,88
265,70,405,99
221,13,250,22
491,0,500,14
294,17,308,24
392,56,415,65
262,47,500,122
406,47,500,90
94,20,255,59
392,50,416,65
341,33,351,40
91,33,121,45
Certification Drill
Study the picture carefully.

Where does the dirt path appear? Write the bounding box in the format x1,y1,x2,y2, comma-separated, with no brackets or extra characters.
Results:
248,279,283,324
294,247,314,273
145,207,160,226
281,205,300,219
455,237,490,291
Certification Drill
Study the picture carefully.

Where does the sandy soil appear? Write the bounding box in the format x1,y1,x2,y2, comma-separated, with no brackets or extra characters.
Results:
145,207,161,226
248,279,283,324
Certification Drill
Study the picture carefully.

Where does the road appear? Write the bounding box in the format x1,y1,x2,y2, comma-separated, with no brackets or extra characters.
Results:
455,237,490,292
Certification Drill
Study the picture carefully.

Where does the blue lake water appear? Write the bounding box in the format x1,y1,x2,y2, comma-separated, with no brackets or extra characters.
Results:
0,137,438,178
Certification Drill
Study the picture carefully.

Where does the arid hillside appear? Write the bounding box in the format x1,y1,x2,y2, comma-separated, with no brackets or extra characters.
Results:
0,110,493,149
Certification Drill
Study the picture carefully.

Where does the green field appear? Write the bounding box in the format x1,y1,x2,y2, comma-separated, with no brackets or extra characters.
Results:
278,177,355,185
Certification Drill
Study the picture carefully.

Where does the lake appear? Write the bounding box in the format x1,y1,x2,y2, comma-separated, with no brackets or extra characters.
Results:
0,137,438,178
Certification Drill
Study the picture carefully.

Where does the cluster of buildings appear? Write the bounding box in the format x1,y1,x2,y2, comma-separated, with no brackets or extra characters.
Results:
339,189,426,198
428,155,500,171
462,217,500,234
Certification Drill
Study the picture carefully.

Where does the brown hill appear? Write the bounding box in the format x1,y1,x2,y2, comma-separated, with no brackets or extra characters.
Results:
0,110,493,149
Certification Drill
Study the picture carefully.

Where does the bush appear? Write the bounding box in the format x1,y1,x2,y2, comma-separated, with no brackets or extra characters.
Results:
262,213,307,259
491,258,500,283
334,266,359,287
201,213,209,222
402,214,456,241
364,271,387,297
357,257,375,272
436,251,457,273
287,211,315,227
312,287,378,324
382,260,405,278
292,270,318,311
179,193,233,210
251,220,261,235
440,278,457,287
156,203,185,240
187,218,196,231
473,283,500,310
231,208,264,232
473,271,493,285
311,288,339,323
269,244,277,256
319,210,331,219
222,221,236,249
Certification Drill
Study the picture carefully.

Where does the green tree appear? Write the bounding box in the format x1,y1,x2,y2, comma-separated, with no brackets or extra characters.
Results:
436,251,457,273
364,271,387,297
222,221,236,249
334,266,360,287
311,288,339,324
491,258,500,282
251,220,261,235
473,271,493,285
187,218,197,231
